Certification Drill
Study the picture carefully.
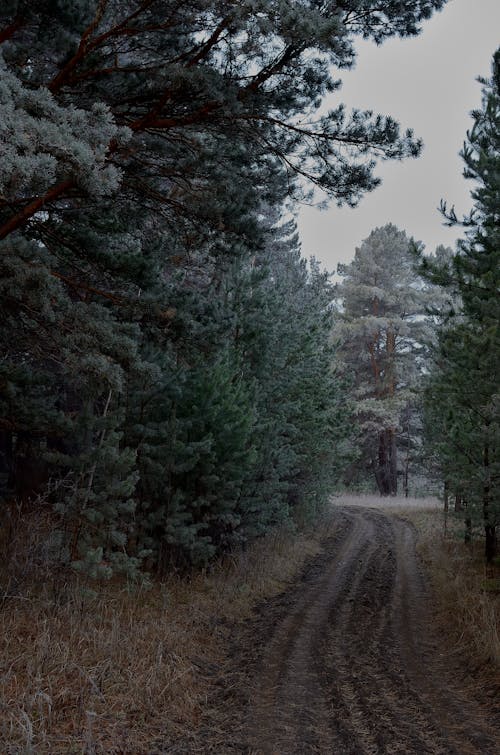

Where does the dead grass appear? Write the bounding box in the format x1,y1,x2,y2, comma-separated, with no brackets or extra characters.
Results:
332,491,441,511
0,520,330,754
416,514,500,670
5,494,497,752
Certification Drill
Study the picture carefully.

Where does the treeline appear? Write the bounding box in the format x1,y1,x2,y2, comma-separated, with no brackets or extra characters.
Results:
0,1,448,578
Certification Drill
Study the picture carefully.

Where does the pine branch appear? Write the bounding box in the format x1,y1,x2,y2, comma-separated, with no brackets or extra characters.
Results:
0,179,75,240
48,0,109,93
49,270,123,304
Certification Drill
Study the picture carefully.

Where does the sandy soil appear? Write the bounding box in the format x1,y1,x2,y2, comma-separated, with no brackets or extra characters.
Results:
161,504,500,754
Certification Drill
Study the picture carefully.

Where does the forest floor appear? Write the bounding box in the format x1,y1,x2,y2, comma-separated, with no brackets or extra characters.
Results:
2,497,500,753
163,499,500,754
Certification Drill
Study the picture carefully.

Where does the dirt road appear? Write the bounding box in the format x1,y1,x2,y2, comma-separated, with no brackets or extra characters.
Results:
240,505,499,754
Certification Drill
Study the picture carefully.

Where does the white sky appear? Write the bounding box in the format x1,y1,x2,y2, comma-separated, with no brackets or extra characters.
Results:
297,0,500,271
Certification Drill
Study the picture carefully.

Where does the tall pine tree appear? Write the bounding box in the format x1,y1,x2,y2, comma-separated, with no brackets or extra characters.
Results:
335,224,436,495
422,48,500,561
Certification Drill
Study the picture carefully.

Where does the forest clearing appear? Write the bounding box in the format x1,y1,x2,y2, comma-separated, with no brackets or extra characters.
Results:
1,496,499,752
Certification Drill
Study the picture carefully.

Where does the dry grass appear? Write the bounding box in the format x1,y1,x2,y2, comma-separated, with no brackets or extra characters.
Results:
418,515,500,670
0,520,329,754
4,494,497,752
332,491,442,511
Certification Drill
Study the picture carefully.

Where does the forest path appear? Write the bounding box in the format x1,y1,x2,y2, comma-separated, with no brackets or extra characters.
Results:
237,505,500,754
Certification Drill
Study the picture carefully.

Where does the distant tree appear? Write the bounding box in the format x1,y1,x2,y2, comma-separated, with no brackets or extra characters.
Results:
235,218,351,531
335,224,436,495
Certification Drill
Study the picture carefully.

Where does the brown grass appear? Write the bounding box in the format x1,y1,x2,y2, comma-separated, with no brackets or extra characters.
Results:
422,519,500,669
0,521,328,754
333,491,442,511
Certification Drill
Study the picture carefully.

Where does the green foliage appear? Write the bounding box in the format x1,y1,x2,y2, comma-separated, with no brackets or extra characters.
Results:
422,49,500,560
0,1,446,575
128,351,256,568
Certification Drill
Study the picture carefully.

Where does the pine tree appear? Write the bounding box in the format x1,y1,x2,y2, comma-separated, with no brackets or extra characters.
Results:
235,217,351,530
335,224,435,495
422,49,500,561
1,1,447,241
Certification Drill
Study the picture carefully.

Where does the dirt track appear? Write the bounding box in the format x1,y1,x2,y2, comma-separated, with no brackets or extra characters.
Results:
240,505,500,754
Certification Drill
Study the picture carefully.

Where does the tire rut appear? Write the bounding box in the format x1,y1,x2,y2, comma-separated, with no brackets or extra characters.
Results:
247,510,364,753
244,505,500,754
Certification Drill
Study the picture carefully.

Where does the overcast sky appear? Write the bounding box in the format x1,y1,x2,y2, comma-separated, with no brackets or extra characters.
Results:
297,0,500,272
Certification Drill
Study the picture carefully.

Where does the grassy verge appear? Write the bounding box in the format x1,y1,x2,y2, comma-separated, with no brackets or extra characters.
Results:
0,520,330,754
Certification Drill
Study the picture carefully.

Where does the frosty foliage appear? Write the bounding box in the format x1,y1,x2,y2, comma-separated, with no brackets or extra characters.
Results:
0,54,129,199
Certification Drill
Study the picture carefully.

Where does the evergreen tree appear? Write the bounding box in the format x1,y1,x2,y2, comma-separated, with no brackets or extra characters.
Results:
422,49,500,560
1,0,446,241
123,214,351,568
235,217,351,530
334,224,435,495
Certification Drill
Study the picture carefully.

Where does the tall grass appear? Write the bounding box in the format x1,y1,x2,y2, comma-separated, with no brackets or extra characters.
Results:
0,520,328,753
420,516,500,669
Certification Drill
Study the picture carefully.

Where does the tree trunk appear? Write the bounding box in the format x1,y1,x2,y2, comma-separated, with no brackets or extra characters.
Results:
375,428,397,496
485,525,497,563
464,503,472,546
482,437,496,562
385,327,397,496
403,455,409,498
388,428,397,495
0,430,13,495
443,480,449,538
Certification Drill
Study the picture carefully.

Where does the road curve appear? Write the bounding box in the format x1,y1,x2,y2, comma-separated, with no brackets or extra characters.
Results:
245,506,499,754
